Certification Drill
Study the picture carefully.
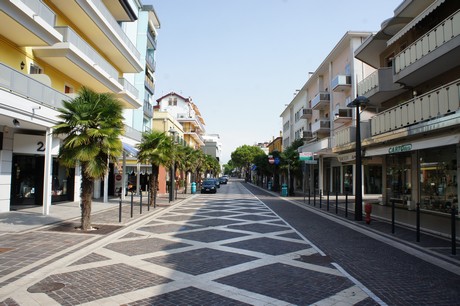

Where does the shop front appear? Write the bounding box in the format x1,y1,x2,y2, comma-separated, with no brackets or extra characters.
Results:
367,135,459,214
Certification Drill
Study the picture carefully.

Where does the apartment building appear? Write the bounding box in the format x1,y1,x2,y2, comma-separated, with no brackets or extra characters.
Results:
202,134,222,162
0,0,159,212
349,0,460,213
155,92,206,150
282,31,375,194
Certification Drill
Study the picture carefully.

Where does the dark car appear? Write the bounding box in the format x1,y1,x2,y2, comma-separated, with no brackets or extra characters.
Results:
201,179,217,193
219,176,228,184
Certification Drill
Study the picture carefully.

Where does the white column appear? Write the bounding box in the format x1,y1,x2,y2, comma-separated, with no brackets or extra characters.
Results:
74,161,81,204
103,160,109,203
42,128,53,215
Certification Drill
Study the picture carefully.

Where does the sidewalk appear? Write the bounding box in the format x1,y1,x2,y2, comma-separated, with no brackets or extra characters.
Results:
0,192,195,234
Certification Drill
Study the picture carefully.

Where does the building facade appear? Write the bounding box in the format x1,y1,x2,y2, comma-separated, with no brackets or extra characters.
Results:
349,0,460,213
0,0,159,212
282,31,375,195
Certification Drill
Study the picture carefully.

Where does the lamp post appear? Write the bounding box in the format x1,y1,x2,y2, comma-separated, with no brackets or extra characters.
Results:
347,96,369,221
168,128,177,203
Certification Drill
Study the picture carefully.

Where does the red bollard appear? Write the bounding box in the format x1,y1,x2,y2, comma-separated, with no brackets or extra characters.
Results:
364,203,372,224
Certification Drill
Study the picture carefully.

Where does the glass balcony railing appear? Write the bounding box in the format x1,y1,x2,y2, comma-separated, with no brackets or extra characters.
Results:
0,63,70,109
55,26,119,80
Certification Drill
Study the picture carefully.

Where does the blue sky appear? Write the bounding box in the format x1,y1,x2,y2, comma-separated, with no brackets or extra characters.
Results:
146,0,401,164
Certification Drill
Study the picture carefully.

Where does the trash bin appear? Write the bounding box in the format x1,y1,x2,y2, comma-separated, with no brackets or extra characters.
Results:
191,182,196,194
281,184,288,197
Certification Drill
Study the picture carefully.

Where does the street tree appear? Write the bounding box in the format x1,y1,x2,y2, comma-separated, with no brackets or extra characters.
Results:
280,138,304,195
137,130,173,206
231,145,265,181
53,87,124,231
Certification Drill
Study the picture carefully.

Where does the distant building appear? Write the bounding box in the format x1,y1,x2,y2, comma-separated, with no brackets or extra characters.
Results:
202,134,222,162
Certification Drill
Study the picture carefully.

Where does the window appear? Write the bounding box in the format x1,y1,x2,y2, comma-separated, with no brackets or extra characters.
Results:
29,63,43,74
64,85,73,94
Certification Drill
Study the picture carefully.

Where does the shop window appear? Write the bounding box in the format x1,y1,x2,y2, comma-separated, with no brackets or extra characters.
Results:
419,146,457,213
364,165,382,194
386,154,411,205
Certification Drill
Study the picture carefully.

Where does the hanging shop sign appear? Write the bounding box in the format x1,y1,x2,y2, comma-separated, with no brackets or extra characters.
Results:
388,144,412,154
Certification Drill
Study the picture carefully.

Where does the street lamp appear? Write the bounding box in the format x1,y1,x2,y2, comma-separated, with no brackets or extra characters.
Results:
168,128,177,203
347,96,369,221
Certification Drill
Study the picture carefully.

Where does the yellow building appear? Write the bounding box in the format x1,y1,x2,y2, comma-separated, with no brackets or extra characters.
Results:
0,1,159,212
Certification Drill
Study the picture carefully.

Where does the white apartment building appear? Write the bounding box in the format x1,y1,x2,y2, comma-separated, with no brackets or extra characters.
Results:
202,134,222,162
281,31,375,195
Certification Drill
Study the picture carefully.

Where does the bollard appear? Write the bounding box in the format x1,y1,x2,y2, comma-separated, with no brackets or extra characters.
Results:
308,190,311,205
319,190,322,209
345,193,348,218
313,189,316,207
139,190,142,214
391,199,395,234
327,190,330,211
130,191,134,218
147,189,150,211
452,206,457,255
118,194,122,223
416,202,420,242
335,191,338,214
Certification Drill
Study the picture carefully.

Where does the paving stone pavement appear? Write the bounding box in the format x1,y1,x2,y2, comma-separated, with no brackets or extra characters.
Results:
0,181,379,305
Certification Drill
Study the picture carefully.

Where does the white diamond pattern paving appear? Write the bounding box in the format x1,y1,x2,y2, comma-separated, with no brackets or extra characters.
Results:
17,182,374,305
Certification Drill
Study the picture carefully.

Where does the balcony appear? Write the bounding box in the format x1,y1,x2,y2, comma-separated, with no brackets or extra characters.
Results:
145,74,155,94
146,53,156,73
370,78,460,136
302,130,315,141
143,101,153,118
0,0,62,46
332,123,370,150
393,9,460,87
333,108,352,124
177,113,205,133
331,75,351,92
357,68,405,105
184,130,205,146
32,26,124,97
102,0,138,22
300,108,312,119
311,119,330,135
47,0,142,73
311,92,330,110
118,77,140,108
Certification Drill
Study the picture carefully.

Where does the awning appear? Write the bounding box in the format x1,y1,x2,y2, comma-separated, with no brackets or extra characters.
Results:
387,0,446,47
122,142,138,157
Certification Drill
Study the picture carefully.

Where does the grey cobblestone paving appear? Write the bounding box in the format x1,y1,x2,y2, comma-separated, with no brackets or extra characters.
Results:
121,286,251,306
28,263,172,306
0,183,385,305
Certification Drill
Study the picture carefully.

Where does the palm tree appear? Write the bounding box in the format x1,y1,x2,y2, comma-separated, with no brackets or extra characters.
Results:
176,146,196,193
137,130,172,207
53,87,124,231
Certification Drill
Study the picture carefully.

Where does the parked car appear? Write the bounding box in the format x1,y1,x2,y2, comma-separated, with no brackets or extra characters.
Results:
211,178,220,188
219,176,228,184
201,179,217,194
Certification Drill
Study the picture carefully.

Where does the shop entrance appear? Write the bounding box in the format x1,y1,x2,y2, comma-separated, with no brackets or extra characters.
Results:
11,155,44,206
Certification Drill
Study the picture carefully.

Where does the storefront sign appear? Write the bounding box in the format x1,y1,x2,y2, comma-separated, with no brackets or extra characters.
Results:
299,152,313,161
388,144,412,154
338,152,356,163
13,134,59,155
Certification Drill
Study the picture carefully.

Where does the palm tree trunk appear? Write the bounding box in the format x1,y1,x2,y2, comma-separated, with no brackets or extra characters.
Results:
149,172,155,207
80,169,93,231
152,165,159,207
184,171,189,194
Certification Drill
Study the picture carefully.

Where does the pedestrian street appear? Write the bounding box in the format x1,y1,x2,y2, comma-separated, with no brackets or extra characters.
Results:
2,181,381,305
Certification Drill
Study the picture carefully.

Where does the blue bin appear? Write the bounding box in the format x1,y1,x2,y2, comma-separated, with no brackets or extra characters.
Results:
281,184,288,197
191,182,196,194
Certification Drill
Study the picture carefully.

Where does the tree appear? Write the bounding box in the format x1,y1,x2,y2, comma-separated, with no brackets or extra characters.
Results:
280,139,304,195
137,131,173,207
53,87,124,230
231,145,265,181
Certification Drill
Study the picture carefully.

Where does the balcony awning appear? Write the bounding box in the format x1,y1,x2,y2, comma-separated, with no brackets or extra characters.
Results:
387,0,446,47
123,142,138,157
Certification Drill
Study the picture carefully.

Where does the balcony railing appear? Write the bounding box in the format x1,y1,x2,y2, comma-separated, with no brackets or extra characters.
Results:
0,63,70,109
331,75,351,92
333,108,352,123
303,130,314,140
146,53,156,72
55,26,118,80
21,0,56,27
143,101,153,118
91,0,140,60
118,77,138,98
370,78,460,136
300,108,312,119
394,9,460,75
311,92,330,110
311,119,330,134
